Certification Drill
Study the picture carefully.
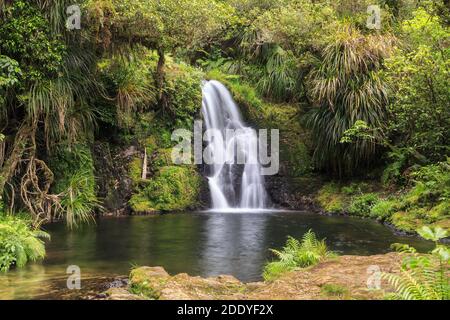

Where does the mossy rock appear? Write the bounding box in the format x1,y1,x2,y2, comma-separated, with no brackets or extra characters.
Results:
128,193,156,214
106,287,146,300
129,157,143,184
129,166,201,213
144,136,158,155
130,267,170,299
153,148,173,168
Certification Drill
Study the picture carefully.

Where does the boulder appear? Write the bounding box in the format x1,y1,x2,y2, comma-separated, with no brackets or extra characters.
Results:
130,266,171,299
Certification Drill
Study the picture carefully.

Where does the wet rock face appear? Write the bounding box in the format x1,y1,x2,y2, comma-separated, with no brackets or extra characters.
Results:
266,175,324,211
93,142,136,215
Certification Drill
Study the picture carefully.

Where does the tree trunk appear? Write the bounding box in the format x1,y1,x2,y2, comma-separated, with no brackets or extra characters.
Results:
141,148,147,180
156,48,168,111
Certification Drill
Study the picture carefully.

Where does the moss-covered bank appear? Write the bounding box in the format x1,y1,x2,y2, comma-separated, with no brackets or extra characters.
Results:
315,163,450,235
116,60,205,214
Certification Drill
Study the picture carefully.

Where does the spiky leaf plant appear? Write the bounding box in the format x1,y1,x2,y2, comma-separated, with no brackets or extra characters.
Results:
306,25,395,175
256,46,299,101
57,170,101,230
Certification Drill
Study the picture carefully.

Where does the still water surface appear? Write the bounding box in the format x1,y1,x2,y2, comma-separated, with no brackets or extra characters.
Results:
0,211,433,299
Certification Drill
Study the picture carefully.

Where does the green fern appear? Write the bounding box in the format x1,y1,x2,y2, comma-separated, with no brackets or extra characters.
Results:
383,227,449,300
263,230,336,281
0,215,50,272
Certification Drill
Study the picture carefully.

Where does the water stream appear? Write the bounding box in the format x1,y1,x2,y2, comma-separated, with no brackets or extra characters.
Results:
202,80,268,210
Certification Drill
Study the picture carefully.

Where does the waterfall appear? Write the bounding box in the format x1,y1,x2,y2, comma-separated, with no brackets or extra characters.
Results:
201,80,269,211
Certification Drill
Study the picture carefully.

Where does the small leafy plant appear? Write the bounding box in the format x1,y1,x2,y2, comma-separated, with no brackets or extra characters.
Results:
263,230,336,281
383,226,449,300
0,214,50,272
321,283,349,298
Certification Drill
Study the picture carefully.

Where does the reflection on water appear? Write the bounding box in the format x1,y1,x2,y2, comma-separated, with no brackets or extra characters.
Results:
201,212,268,278
0,211,433,299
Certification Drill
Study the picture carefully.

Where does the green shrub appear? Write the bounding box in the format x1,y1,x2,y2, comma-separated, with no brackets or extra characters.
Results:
387,161,450,233
370,199,400,221
152,149,173,168
282,140,311,177
341,182,370,196
205,69,263,123
58,170,100,229
383,227,449,300
428,203,449,222
0,0,66,82
348,193,380,217
165,62,203,129
0,215,50,272
391,211,422,233
316,183,346,213
263,230,336,281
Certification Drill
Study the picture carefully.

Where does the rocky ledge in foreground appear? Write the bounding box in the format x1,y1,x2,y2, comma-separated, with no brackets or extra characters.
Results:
104,253,402,300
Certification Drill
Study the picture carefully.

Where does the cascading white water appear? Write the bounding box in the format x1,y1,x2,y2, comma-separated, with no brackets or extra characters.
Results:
202,80,269,211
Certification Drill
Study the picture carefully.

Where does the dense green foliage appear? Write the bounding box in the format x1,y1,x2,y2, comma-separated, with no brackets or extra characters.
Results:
384,9,449,165
383,227,449,300
263,230,336,281
0,214,49,272
0,1,448,296
0,1,65,82
307,26,393,174
48,144,99,228
316,160,449,233
197,1,449,240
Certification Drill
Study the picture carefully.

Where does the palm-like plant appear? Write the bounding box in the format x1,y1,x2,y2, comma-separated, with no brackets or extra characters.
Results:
263,230,336,281
58,170,100,229
306,25,395,175
256,45,299,101
0,1,102,226
383,227,449,300
108,56,157,127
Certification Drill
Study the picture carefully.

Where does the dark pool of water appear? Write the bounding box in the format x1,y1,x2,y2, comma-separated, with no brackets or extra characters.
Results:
0,211,433,299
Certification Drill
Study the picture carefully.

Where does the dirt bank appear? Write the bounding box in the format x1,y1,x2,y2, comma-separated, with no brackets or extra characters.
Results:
105,253,402,300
